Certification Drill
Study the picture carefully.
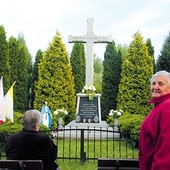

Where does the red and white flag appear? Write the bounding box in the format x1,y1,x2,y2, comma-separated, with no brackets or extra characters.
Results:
0,77,5,124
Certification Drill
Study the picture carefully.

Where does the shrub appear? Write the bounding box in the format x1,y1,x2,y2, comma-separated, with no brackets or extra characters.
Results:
0,112,52,134
118,112,145,146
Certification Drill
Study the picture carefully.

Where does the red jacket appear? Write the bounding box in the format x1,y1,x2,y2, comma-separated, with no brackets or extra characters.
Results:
139,93,170,170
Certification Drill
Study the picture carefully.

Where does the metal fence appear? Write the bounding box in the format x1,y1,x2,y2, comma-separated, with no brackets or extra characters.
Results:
0,127,139,163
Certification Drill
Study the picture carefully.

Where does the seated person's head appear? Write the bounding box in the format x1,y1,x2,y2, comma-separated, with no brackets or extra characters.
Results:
22,110,41,131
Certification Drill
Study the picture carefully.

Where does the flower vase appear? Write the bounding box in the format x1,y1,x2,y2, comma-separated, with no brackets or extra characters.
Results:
113,118,119,132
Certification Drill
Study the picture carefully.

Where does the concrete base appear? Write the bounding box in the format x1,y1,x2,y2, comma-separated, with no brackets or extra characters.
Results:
52,120,120,139
65,120,108,128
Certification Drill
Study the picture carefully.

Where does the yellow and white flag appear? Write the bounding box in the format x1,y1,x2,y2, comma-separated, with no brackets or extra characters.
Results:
0,77,5,124
4,82,16,123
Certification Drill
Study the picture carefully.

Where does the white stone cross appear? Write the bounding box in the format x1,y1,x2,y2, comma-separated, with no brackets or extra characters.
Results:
68,18,112,87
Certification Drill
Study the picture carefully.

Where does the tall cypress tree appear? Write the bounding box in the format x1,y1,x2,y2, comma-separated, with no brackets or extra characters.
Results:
70,43,85,94
34,32,76,119
156,32,170,72
101,40,122,120
146,38,155,73
117,32,153,116
30,49,43,108
15,34,32,111
8,36,19,85
0,25,10,93
8,36,20,111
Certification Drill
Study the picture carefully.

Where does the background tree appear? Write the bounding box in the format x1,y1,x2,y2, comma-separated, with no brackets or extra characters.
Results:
0,25,10,93
156,32,170,72
70,43,85,94
14,34,32,112
146,38,155,73
8,36,19,85
8,36,20,111
101,40,122,120
30,49,43,108
117,44,129,60
34,32,76,121
94,55,103,93
117,31,153,116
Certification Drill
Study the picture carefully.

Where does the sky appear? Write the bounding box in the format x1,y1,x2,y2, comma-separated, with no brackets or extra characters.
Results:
0,0,170,61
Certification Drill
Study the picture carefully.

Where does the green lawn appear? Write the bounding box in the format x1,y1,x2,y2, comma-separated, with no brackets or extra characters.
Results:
56,139,138,159
56,160,97,170
55,139,138,170
0,138,138,170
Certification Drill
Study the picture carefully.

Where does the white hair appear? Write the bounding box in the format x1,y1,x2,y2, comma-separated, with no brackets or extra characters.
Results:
22,109,41,131
150,70,170,86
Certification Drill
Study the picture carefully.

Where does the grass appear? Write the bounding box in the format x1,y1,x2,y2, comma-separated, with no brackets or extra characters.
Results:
0,138,138,170
55,139,138,170
56,160,97,170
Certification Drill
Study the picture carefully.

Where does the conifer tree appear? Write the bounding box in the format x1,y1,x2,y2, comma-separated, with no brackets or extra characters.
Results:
8,36,19,85
0,25,10,93
8,36,20,111
146,38,155,72
30,49,43,108
117,32,153,116
156,32,170,72
70,43,85,94
94,55,103,93
34,32,76,119
101,41,122,120
12,34,32,111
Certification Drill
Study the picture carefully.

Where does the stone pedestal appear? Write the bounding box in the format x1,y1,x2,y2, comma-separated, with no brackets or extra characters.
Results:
58,117,63,129
52,120,120,139
113,119,119,132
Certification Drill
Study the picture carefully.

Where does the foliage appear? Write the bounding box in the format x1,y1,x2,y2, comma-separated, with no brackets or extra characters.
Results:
118,112,145,144
94,55,103,93
0,112,51,134
156,32,170,72
118,112,144,134
0,25,10,94
8,36,19,86
0,112,23,133
102,40,122,119
146,38,155,73
116,43,129,60
70,43,85,94
117,31,153,116
34,32,76,122
8,34,32,112
94,55,103,73
30,49,43,108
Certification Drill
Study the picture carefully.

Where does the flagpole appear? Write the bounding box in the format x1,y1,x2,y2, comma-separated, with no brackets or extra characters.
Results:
12,81,16,87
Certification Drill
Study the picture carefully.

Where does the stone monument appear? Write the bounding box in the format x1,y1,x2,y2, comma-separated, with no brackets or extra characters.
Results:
68,18,112,125
62,17,119,139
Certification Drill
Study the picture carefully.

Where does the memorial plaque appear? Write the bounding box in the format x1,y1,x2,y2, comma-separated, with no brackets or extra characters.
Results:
76,94,101,123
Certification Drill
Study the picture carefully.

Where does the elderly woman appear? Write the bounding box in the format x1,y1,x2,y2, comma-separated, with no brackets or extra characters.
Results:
5,109,58,170
139,71,170,170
